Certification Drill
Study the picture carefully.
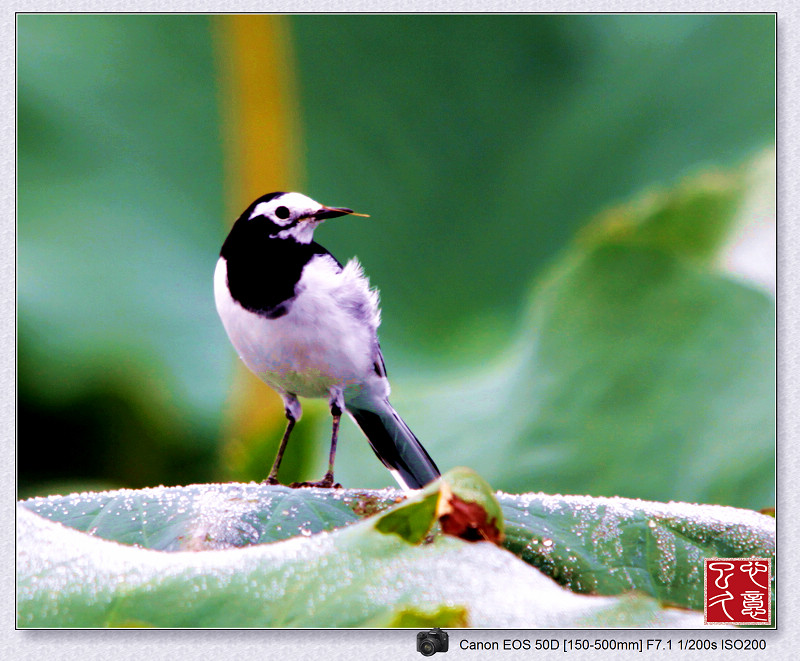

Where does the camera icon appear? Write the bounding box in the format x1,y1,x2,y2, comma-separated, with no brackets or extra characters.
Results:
417,628,449,656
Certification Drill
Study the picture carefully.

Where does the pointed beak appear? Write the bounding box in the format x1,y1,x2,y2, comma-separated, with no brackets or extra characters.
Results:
314,206,355,220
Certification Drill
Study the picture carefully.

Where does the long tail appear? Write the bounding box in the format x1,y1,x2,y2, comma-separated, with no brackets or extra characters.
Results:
346,399,440,491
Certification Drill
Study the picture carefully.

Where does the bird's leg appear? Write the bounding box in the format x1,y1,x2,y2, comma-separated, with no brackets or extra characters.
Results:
321,404,342,485
291,390,343,489
264,395,300,485
263,416,294,485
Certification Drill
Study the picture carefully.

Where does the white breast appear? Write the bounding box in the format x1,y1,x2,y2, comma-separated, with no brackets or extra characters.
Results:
214,255,382,399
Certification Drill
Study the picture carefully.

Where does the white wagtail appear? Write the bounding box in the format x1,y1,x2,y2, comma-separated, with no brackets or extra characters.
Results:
214,191,441,491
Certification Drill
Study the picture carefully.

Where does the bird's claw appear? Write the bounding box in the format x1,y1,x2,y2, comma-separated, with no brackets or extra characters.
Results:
289,476,342,489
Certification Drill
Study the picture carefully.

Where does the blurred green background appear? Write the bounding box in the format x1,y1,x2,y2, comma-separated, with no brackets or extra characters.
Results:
17,14,775,509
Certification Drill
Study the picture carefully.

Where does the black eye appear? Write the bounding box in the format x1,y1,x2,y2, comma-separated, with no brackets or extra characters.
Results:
274,206,291,220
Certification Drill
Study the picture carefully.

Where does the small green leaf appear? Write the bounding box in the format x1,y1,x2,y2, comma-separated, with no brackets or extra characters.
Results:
376,604,469,628
373,489,439,543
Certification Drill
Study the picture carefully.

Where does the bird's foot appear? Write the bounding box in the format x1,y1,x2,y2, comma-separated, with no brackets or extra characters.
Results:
262,476,282,486
289,474,342,489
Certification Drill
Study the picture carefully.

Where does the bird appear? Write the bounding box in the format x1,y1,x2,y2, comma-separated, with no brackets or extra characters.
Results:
214,191,441,491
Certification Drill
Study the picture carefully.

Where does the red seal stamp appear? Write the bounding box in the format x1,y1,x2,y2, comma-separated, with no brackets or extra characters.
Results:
704,558,772,625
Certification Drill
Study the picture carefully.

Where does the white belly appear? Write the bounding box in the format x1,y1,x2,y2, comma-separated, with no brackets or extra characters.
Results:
214,257,377,399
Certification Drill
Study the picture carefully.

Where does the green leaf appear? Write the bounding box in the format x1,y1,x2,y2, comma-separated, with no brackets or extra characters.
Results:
336,157,775,511
294,15,774,350
578,168,747,261
17,15,227,412
18,479,773,627
20,483,367,550
17,15,229,492
499,492,775,612
375,604,469,628
17,500,703,628
373,488,439,544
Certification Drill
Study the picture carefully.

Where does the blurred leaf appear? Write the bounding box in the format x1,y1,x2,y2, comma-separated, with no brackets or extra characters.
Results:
17,15,228,491
716,149,776,296
293,14,774,352
18,15,227,412
579,168,747,261
335,157,774,512
20,474,773,624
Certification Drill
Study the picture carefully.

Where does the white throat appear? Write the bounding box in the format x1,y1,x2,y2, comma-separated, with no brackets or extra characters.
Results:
277,221,319,244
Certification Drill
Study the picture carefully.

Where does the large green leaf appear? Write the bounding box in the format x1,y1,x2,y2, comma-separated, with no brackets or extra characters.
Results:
499,492,775,611
19,471,774,627
18,502,705,628
333,161,775,511
22,482,367,550
294,14,774,351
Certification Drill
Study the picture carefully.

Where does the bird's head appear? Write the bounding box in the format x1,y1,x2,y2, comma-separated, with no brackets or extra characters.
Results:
236,191,368,244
